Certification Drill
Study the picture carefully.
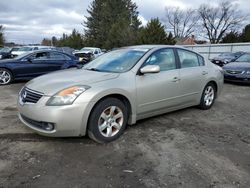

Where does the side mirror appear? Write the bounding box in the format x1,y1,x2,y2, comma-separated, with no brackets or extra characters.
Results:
224,59,229,64
27,57,32,62
140,65,160,74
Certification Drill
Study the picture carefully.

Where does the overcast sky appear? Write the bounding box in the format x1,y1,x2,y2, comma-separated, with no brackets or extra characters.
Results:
0,0,249,44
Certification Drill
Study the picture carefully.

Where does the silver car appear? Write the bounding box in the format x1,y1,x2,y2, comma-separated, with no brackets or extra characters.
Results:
17,45,224,143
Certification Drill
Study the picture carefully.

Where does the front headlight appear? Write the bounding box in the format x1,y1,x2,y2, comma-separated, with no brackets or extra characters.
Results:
46,85,90,106
246,70,250,74
0,55,2,59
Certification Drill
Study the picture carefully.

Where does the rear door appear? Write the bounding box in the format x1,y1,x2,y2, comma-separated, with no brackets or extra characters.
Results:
176,49,208,104
45,51,68,72
136,48,181,115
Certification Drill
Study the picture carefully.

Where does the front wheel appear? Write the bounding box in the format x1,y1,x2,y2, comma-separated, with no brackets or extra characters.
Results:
198,83,216,110
0,68,13,85
87,98,128,143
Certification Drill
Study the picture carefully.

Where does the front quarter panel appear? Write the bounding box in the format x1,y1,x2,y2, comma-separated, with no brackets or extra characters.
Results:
74,72,136,135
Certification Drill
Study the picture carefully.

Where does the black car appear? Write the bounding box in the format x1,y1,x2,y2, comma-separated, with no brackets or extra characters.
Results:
211,52,244,67
223,53,250,83
0,50,79,85
0,47,20,60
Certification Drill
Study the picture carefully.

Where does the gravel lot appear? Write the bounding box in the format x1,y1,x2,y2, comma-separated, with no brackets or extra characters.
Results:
0,82,250,188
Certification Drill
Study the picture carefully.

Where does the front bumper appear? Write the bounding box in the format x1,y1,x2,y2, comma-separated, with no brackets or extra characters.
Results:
17,96,93,137
224,74,250,84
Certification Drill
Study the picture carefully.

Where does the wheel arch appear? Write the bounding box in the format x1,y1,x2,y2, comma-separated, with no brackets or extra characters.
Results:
80,91,136,136
205,80,218,98
0,67,14,79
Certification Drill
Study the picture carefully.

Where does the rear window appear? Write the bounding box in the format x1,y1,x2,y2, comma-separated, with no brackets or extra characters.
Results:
198,55,205,66
177,49,200,68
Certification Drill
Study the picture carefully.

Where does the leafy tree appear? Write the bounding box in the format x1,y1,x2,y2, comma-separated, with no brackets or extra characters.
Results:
56,29,84,49
51,36,58,46
0,25,5,46
41,38,52,46
139,18,174,44
221,31,241,43
241,24,250,42
84,0,141,49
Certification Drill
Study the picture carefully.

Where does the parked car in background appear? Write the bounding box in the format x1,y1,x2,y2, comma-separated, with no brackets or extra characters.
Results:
223,53,250,83
0,47,12,59
0,47,20,59
0,50,79,85
211,52,244,67
55,47,75,56
74,47,103,64
17,45,223,143
12,46,54,57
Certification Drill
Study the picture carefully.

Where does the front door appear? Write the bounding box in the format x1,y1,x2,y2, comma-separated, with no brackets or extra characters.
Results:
136,48,181,115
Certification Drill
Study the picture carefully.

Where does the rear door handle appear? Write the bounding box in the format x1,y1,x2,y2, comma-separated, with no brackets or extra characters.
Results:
172,77,180,82
202,71,208,75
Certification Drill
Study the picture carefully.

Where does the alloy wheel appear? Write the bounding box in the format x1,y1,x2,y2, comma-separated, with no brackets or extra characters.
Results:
98,106,124,138
0,70,11,85
204,86,215,106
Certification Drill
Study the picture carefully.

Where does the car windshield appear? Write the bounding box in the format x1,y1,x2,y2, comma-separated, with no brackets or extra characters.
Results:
13,52,31,59
11,47,19,52
80,48,95,52
235,54,250,62
218,53,234,57
18,47,33,51
83,48,149,73
0,48,11,53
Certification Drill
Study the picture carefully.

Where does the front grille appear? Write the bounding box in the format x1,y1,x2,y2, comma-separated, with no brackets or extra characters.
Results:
20,87,43,104
225,70,244,75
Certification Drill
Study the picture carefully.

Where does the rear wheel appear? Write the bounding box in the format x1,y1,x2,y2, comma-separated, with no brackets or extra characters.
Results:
88,98,128,143
199,83,216,110
0,68,13,85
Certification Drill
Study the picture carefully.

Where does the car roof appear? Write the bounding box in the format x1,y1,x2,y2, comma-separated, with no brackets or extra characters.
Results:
122,45,187,50
27,49,72,55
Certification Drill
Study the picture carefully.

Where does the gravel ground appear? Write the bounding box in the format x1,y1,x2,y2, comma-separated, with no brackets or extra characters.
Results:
0,82,249,188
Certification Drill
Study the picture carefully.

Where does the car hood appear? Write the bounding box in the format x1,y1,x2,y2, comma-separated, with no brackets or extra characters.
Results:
74,50,92,54
0,59,18,64
223,62,250,70
213,57,234,61
25,69,119,95
12,51,27,55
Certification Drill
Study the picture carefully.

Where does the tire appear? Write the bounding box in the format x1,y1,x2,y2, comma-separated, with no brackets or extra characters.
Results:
198,83,216,110
0,68,13,85
87,98,128,143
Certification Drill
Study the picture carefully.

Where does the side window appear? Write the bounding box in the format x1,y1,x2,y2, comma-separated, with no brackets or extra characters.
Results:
144,49,176,71
177,49,200,68
33,52,49,60
49,52,66,60
198,55,205,66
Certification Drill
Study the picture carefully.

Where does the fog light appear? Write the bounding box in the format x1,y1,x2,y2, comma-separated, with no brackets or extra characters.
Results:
44,123,54,131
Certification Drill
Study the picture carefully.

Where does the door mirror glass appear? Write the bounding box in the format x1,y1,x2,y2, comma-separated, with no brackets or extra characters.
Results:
140,65,160,74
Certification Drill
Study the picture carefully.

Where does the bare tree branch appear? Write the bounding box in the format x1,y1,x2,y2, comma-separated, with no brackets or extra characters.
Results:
164,7,199,39
198,1,246,43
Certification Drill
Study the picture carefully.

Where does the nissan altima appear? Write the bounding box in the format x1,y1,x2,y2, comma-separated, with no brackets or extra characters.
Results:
17,45,224,143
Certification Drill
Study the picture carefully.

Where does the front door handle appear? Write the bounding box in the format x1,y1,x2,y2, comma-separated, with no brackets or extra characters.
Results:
202,71,208,75
172,77,180,82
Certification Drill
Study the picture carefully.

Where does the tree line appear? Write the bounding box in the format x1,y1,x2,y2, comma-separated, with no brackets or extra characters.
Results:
1,0,250,49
